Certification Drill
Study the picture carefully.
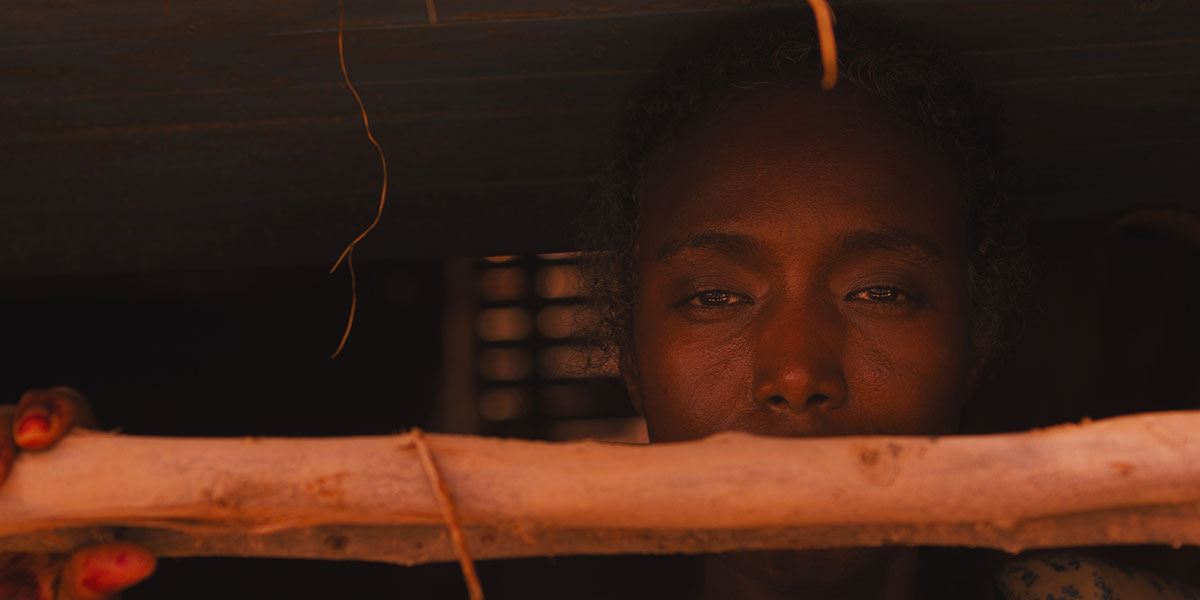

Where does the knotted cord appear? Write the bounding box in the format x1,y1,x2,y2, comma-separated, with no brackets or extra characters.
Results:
411,429,484,600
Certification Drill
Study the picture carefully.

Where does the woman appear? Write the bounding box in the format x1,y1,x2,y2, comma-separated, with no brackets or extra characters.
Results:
581,13,1195,599
0,11,1193,600
582,17,1014,599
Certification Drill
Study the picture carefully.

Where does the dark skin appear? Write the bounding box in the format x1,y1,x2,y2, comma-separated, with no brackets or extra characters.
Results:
0,388,156,600
622,84,983,599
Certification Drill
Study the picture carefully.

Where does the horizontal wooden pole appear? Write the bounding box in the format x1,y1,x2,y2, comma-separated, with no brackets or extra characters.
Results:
1,411,1198,563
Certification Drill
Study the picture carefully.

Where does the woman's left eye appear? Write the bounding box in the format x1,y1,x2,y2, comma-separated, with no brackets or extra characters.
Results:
687,289,747,308
848,286,908,303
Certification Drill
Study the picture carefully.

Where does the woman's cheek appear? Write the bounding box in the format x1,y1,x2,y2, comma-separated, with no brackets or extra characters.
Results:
847,316,968,434
639,324,754,442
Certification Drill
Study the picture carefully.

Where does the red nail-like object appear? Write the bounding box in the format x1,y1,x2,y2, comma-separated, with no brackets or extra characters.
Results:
16,414,49,438
78,548,156,595
81,573,122,595
80,564,131,595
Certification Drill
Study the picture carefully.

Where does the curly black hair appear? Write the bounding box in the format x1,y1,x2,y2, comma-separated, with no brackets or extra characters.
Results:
582,9,1028,370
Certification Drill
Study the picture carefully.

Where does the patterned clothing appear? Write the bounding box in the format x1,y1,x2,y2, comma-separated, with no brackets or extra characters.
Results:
994,553,1200,600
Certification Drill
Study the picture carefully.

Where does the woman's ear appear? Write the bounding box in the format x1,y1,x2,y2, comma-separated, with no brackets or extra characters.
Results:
619,349,645,417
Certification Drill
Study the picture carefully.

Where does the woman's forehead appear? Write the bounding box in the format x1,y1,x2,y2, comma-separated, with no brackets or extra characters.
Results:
636,84,966,250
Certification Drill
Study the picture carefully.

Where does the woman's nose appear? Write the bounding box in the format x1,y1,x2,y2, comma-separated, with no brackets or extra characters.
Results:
751,302,848,415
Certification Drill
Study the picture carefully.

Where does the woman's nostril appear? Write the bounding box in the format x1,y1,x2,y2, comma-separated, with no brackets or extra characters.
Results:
805,394,831,409
762,394,836,412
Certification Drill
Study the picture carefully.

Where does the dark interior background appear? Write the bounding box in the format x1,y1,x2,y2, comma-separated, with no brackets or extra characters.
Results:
2,0,1198,597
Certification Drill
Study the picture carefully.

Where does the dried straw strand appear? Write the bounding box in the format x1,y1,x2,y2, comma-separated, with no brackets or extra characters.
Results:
425,0,439,25
410,428,485,600
806,0,838,90
330,0,390,359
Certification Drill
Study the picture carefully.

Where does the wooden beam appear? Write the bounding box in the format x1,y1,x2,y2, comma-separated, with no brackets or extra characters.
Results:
1,411,1198,563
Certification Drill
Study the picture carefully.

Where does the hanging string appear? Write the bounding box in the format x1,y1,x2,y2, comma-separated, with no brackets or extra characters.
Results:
411,429,485,600
330,0,389,359
325,0,831,359
806,0,838,90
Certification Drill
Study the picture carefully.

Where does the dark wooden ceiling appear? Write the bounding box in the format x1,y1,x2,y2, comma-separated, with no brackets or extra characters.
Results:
3,0,1198,277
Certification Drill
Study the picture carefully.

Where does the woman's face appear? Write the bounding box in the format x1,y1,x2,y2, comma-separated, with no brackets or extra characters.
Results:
626,85,977,443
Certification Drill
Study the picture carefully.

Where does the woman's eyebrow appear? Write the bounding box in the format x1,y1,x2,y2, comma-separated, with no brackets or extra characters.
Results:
653,232,766,263
834,229,945,265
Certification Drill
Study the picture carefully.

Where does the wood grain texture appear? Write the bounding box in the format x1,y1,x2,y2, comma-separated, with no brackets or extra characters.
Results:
0,411,1197,563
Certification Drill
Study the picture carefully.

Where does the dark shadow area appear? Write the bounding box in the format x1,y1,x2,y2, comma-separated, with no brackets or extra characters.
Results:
0,262,443,438
965,212,1200,433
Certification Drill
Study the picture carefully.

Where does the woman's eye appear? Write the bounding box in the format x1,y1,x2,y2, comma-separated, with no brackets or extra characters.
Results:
849,286,907,303
686,290,747,308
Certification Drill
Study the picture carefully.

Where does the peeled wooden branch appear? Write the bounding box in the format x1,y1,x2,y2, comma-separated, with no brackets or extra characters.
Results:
1,411,1198,564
